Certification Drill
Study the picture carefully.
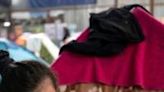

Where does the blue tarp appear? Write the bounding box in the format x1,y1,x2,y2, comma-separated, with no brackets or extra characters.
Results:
31,12,47,18
0,0,10,7
0,39,49,66
28,0,96,8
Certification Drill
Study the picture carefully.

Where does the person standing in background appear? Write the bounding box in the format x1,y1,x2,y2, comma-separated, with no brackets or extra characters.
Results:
14,25,26,47
44,14,70,48
44,16,56,43
8,31,16,42
54,17,70,47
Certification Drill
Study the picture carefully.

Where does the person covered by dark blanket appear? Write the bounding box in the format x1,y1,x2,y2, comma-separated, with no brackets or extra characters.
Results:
60,4,147,56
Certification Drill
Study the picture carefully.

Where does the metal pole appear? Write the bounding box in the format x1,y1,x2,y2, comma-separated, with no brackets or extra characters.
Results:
150,0,154,15
9,0,12,31
114,0,118,8
7,0,13,39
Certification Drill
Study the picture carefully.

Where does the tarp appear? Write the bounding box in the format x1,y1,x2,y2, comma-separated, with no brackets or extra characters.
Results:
0,38,49,66
0,0,10,7
12,12,31,19
28,0,96,8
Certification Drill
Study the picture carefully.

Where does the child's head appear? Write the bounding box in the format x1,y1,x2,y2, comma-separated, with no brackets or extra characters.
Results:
0,50,58,92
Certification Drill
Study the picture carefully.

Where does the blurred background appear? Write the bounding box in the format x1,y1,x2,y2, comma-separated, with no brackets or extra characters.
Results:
0,0,163,64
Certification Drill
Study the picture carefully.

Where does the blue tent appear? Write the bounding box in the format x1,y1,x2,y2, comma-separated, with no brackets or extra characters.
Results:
0,38,49,66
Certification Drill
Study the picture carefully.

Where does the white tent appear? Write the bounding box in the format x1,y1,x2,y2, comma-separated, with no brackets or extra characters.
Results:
12,12,31,19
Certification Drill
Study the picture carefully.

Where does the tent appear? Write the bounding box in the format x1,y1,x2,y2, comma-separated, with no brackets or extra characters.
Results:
0,38,49,66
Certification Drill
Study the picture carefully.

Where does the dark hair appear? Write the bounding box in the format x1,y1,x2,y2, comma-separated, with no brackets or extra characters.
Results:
0,50,58,92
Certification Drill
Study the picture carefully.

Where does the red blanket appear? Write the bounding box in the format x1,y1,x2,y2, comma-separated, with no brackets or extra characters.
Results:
51,7,164,90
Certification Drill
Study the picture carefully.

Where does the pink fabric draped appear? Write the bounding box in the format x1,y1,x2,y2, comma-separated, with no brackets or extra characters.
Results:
51,7,164,90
